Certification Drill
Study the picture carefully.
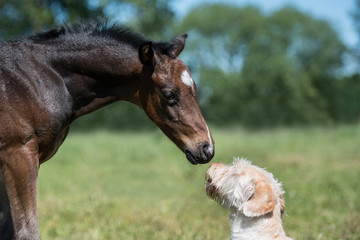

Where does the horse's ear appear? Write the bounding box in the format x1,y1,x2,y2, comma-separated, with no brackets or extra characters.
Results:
139,42,155,66
171,34,188,57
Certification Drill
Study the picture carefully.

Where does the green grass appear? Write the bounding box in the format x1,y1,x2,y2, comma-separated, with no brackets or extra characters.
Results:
37,125,360,239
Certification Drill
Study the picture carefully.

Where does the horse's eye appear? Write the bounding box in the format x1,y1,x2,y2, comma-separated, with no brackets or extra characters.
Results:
163,91,177,105
163,91,176,100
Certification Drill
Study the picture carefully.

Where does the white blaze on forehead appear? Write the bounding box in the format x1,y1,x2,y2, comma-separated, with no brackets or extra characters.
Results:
206,124,214,146
181,69,213,148
181,70,194,89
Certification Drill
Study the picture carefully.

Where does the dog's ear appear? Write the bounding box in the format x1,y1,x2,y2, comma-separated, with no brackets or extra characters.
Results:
279,194,285,216
243,179,275,217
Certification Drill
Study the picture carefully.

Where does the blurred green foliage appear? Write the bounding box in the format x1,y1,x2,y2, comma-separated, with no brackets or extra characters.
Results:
0,1,359,129
0,0,174,39
352,0,360,57
177,5,353,128
0,0,104,37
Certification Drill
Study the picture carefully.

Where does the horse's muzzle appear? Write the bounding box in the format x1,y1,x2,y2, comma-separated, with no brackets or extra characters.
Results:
185,142,214,165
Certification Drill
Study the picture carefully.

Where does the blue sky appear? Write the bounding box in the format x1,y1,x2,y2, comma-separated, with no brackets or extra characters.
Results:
171,0,358,48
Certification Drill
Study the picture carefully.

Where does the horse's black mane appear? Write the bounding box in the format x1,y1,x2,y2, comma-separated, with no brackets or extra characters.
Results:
20,19,177,56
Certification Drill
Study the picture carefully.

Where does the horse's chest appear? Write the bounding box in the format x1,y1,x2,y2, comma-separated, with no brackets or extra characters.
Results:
37,125,70,164
0,96,72,163
0,110,68,162
31,107,72,163
31,93,73,162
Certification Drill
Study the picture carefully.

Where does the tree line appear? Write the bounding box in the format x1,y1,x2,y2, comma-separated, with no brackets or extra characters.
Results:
1,0,359,129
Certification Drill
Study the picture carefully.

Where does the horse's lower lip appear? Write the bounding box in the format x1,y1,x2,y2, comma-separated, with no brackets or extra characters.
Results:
185,150,198,165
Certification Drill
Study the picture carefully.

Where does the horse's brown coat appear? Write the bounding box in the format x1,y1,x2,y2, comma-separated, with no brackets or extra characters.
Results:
0,21,214,240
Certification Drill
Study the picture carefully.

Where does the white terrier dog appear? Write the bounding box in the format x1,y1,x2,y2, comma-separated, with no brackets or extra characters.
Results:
205,158,292,240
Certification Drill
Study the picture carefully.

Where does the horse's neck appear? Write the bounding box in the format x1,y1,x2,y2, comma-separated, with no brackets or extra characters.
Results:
48,40,142,117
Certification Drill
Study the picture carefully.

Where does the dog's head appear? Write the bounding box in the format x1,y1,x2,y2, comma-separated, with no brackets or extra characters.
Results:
205,158,285,218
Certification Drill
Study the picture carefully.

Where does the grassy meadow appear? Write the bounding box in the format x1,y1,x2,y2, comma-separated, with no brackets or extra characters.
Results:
37,125,360,240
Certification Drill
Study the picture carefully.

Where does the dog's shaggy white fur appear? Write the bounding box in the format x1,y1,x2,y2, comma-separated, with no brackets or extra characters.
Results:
205,158,292,240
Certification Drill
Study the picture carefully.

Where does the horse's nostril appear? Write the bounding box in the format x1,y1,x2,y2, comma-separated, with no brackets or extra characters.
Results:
185,143,214,164
202,142,214,161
